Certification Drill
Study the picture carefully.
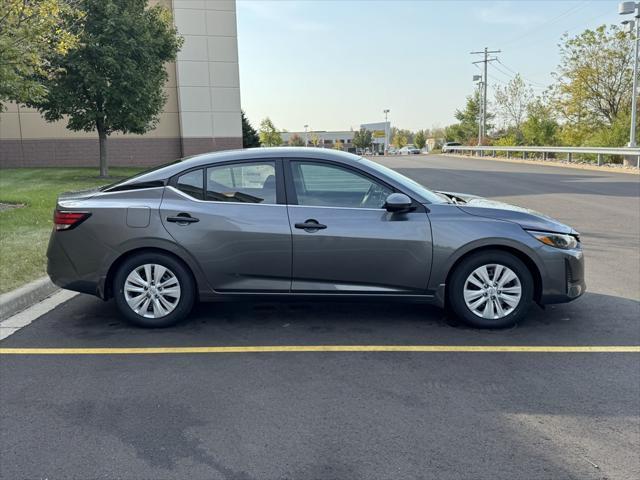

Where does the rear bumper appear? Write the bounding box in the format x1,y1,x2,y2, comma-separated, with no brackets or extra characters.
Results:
46,230,100,297
539,247,586,304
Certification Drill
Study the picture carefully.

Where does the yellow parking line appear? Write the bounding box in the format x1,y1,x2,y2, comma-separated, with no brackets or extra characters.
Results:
0,345,639,355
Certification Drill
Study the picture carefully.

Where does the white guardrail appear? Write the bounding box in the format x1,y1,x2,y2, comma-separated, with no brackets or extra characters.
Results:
444,145,640,168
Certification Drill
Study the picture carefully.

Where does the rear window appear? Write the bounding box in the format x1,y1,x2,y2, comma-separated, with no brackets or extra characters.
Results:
101,159,183,192
176,169,205,200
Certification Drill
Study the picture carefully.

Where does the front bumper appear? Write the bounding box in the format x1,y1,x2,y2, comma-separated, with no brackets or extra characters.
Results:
539,246,586,304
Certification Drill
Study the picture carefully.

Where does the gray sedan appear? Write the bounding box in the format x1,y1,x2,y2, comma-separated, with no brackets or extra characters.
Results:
47,148,585,328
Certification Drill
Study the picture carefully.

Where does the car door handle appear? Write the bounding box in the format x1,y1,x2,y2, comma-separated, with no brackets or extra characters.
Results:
295,219,327,231
167,213,199,224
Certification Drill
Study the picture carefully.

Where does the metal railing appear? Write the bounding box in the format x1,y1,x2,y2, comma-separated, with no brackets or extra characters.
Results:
443,145,640,168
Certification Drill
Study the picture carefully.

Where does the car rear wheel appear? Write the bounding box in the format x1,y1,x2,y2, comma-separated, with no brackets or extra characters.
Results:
114,252,195,328
448,250,533,328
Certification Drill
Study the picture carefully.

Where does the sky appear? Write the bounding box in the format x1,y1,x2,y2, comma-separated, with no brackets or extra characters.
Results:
236,0,621,132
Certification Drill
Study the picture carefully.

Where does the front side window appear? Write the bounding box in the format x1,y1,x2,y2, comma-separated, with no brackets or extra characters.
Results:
291,161,392,209
206,161,277,204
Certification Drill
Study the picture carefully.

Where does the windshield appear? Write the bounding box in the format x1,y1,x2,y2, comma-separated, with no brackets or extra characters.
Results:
358,157,446,204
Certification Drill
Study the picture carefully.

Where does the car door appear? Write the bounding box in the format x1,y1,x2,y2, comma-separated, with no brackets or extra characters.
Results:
160,159,292,292
285,159,432,293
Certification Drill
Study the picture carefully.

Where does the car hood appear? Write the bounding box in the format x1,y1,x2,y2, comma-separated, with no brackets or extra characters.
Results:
438,191,575,234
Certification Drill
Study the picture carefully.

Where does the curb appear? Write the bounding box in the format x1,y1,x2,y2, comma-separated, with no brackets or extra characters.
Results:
441,153,640,175
0,277,59,322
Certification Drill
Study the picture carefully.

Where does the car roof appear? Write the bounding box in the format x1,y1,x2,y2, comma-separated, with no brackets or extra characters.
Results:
111,148,364,188
107,147,438,203
182,147,362,168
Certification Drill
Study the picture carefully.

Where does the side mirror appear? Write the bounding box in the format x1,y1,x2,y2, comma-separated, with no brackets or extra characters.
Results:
384,193,413,213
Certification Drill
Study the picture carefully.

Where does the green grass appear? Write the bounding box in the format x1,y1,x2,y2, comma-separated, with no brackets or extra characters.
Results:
0,168,142,294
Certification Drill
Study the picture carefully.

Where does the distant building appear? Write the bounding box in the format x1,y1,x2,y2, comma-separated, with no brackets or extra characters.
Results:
280,121,391,153
360,122,390,154
281,131,354,150
426,137,445,151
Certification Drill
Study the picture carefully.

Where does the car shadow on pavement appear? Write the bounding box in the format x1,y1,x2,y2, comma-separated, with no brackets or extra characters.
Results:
2,291,638,348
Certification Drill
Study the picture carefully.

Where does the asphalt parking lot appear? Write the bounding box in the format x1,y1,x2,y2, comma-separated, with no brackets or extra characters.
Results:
1,155,639,480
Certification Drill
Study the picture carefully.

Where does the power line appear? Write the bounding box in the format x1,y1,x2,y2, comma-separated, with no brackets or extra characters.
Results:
488,69,546,91
501,1,590,47
495,59,547,88
562,6,616,35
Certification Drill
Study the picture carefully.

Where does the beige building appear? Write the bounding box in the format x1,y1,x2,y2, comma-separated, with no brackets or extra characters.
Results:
0,0,242,168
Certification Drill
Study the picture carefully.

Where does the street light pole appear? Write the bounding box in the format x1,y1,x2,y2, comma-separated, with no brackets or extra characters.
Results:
631,18,639,147
304,124,309,147
383,109,390,154
620,2,640,147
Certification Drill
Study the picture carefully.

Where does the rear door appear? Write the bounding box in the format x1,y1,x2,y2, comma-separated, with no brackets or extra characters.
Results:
285,159,432,293
160,159,292,292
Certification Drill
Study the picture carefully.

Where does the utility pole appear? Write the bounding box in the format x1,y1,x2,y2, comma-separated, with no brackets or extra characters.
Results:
473,75,482,145
471,47,500,144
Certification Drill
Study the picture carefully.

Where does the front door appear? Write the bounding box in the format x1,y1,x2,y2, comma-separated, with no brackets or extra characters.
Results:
160,160,291,292
286,160,432,293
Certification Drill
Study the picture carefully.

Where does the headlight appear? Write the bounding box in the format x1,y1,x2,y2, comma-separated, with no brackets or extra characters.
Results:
527,230,579,249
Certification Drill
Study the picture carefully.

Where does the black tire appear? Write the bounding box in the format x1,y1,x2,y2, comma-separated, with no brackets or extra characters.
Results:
448,250,533,328
114,252,195,328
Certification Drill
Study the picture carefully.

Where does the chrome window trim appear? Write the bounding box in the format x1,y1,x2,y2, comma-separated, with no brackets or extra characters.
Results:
166,186,282,207
168,187,388,212
99,186,165,196
287,204,385,212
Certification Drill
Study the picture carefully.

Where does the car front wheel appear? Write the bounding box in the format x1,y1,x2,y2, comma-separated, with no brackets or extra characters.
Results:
114,252,195,328
448,250,533,328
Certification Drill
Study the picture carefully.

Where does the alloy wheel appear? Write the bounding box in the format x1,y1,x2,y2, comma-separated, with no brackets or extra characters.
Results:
463,263,522,320
124,264,181,318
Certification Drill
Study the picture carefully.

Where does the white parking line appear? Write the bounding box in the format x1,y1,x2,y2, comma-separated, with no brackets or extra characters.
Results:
0,290,78,341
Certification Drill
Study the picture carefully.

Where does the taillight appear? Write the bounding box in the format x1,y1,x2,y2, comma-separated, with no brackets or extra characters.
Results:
53,210,91,231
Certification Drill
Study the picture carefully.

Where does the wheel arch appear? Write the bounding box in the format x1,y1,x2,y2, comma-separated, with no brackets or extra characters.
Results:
444,245,543,305
103,247,201,301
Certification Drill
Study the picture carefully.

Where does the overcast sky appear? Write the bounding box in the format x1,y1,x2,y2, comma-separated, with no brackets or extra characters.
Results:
237,0,620,132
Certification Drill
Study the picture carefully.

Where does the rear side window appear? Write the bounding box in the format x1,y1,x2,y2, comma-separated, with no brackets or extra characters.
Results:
176,169,204,200
206,162,276,204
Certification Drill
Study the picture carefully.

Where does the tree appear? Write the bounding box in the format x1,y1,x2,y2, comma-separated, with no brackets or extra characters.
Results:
333,139,344,151
258,117,282,146
494,74,534,132
309,133,321,147
352,128,372,149
241,110,260,148
521,99,559,146
414,130,426,150
390,128,413,148
444,91,493,144
0,0,80,109
551,25,633,127
31,0,182,177
289,133,305,146
392,132,408,149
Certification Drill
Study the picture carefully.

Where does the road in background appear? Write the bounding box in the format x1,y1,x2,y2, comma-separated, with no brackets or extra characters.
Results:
378,154,640,301
1,155,639,480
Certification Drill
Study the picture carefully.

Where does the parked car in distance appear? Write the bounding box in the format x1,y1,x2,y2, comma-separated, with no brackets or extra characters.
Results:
442,141,462,153
399,145,421,155
48,148,585,329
